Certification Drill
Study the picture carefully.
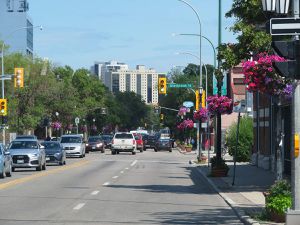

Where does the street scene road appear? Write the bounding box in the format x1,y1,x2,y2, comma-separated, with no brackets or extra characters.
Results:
0,149,241,225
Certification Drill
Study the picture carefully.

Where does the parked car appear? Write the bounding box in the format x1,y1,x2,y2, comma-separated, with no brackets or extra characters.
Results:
0,144,12,178
101,134,113,149
144,134,158,150
41,141,66,166
86,136,105,153
15,135,38,140
111,132,136,155
155,138,172,152
8,139,46,171
133,133,144,152
60,134,86,158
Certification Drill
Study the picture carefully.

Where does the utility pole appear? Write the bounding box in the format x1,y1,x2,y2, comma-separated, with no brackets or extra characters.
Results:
287,0,300,224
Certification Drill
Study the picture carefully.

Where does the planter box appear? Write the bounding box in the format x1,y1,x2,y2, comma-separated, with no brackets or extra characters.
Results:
185,147,192,152
269,210,285,223
211,167,228,177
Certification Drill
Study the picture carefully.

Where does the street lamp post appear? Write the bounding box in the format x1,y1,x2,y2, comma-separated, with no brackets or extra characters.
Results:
177,0,203,161
176,52,208,162
0,25,42,144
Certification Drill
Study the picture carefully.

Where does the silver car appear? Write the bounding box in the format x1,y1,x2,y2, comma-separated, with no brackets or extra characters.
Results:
0,144,12,178
8,139,46,171
60,135,86,158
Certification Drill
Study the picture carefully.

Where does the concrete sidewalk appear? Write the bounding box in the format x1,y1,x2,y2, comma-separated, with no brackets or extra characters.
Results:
176,147,284,224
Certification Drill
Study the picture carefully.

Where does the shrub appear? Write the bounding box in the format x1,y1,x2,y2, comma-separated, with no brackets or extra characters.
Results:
210,156,229,171
226,115,253,162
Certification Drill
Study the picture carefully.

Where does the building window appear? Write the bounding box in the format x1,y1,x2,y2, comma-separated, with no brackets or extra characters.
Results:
112,74,119,93
126,74,131,92
137,74,141,96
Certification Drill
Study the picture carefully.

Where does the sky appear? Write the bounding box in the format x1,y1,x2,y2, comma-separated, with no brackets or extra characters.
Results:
29,0,236,73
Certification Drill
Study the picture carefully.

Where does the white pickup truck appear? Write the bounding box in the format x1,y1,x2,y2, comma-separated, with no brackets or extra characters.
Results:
111,132,137,155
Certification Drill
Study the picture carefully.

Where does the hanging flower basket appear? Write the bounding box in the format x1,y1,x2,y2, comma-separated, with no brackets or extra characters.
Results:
81,125,87,132
178,107,188,117
193,108,209,122
176,119,194,130
91,125,97,131
66,124,73,131
51,121,62,130
242,53,293,97
207,95,233,115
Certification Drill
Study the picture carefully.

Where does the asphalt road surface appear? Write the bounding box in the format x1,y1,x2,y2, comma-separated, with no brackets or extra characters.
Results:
0,148,242,225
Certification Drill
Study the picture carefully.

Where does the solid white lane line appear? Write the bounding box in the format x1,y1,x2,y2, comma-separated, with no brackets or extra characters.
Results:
91,191,99,195
112,176,119,179
120,171,124,174
131,160,138,167
125,167,129,170
103,182,110,186
73,203,85,210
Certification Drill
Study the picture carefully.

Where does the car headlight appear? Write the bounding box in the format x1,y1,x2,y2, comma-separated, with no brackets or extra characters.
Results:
96,143,103,147
86,143,89,146
30,153,39,157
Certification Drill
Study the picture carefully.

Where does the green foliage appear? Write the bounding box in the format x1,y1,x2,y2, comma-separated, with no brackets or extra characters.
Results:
266,180,292,216
210,156,229,171
226,116,253,162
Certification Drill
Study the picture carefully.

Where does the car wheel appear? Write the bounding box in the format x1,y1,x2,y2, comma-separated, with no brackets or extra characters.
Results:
79,154,83,158
117,151,120,154
6,164,12,177
112,150,116,155
140,149,143,153
132,151,136,155
101,149,105,153
42,162,46,170
59,161,63,166
36,164,42,171
12,167,15,172
169,149,172,152
154,148,158,152
0,169,5,178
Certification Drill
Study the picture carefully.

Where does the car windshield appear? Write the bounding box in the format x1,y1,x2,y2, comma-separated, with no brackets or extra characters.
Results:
88,137,102,142
61,136,82,143
15,136,36,139
101,135,113,141
115,133,133,139
10,141,38,149
41,142,60,150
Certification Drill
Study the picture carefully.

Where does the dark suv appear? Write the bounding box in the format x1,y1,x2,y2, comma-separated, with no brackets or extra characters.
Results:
86,136,105,153
144,134,158,150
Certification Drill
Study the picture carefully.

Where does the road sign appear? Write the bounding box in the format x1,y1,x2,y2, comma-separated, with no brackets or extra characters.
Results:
213,75,227,95
167,83,193,88
75,117,80,124
183,101,194,108
270,18,300,36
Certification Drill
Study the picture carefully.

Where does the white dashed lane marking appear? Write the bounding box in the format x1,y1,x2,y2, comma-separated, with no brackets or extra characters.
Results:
91,191,99,195
112,176,118,179
103,182,110,186
73,203,85,210
131,160,138,167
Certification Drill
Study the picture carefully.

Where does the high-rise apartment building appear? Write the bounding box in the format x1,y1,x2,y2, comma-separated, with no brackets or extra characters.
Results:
0,0,34,55
92,61,164,105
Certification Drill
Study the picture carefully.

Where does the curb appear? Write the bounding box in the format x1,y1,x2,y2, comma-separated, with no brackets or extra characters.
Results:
195,166,261,225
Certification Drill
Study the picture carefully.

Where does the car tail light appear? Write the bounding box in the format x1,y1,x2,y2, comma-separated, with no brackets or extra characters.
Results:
133,140,136,145
112,139,114,144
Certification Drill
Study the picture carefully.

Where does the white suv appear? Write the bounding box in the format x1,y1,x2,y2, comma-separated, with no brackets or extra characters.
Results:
60,135,86,158
111,132,136,155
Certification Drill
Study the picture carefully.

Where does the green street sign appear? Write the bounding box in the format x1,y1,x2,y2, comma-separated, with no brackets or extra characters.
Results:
167,83,193,88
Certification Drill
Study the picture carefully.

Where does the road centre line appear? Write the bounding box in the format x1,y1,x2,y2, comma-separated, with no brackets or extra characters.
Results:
0,160,90,191
131,160,138,167
103,182,110,186
125,167,129,170
73,203,86,210
112,176,118,179
120,171,124,174
91,191,99,195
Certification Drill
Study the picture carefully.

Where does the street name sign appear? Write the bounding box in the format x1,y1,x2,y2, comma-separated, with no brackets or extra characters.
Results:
167,83,193,88
270,18,300,36
75,117,80,125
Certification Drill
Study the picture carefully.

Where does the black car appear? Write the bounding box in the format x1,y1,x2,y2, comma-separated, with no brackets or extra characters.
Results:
41,141,66,166
86,136,105,153
144,134,158,150
155,138,172,152
101,134,113,149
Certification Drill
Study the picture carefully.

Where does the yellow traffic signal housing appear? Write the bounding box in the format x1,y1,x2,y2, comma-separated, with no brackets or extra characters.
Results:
202,90,206,108
195,90,199,110
14,68,24,88
0,99,7,116
160,113,164,121
158,77,167,94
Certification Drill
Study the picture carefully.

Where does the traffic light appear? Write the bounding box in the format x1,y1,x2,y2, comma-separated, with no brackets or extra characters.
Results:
160,113,164,122
158,77,167,94
272,40,300,79
14,68,24,88
195,90,199,110
0,99,7,116
202,90,206,108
